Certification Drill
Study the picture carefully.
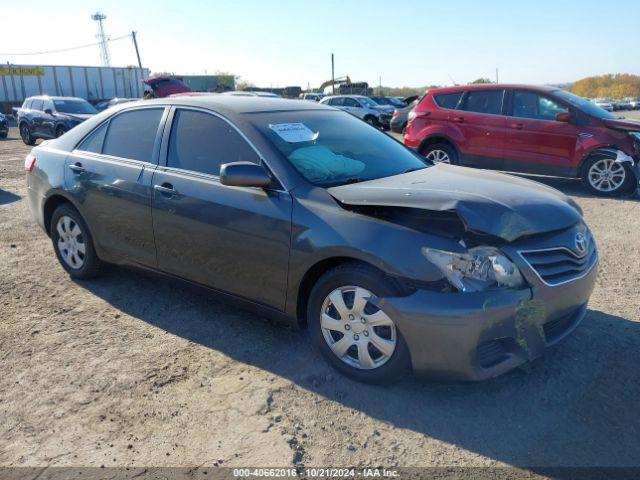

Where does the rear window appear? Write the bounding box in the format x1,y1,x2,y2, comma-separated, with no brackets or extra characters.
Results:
102,108,164,162
433,92,462,109
462,90,504,115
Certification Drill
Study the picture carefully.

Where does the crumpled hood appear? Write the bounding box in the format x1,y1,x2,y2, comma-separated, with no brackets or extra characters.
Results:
602,117,640,132
374,105,395,114
327,164,582,241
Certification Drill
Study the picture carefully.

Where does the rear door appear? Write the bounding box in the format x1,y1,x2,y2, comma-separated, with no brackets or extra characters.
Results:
502,89,579,175
64,107,166,267
151,107,292,310
455,89,508,169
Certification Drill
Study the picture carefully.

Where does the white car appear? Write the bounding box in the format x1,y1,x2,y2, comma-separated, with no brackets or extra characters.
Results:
593,99,614,112
320,94,392,129
299,93,325,102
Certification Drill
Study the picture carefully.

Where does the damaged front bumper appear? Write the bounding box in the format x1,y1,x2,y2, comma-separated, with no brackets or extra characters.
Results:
375,257,598,381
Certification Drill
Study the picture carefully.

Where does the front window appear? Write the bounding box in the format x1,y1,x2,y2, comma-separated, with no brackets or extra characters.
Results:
253,111,428,187
512,91,568,120
553,89,617,119
53,99,98,115
358,97,378,108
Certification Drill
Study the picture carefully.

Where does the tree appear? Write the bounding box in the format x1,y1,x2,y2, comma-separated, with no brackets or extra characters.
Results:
571,73,640,98
469,78,492,84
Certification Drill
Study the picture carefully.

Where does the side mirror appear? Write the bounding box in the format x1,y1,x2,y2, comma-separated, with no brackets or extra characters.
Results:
555,112,570,122
44,108,53,115
220,162,272,188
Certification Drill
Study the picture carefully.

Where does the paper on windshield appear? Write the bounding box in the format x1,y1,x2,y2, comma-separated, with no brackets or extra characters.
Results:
269,123,318,143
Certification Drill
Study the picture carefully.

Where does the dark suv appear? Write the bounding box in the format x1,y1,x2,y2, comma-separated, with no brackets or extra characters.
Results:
15,96,97,145
404,84,640,196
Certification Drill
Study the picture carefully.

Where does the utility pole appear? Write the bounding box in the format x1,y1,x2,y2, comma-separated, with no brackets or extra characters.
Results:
379,75,382,95
91,12,111,67
331,53,335,95
496,68,499,84
131,31,143,69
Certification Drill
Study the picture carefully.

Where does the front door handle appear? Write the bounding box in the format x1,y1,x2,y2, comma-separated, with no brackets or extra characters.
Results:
510,123,524,130
452,117,465,123
68,163,85,173
154,183,177,196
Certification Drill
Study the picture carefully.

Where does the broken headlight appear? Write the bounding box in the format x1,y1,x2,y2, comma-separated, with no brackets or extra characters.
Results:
422,247,525,292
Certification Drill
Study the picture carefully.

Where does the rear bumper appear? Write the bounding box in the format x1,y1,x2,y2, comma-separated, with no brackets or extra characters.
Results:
375,258,598,381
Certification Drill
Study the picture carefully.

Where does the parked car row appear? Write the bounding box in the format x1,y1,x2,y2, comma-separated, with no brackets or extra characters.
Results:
24,96,600,383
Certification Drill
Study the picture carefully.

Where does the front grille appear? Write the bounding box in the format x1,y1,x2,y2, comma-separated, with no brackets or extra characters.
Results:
519,239,597,286
543,310,578,343
476,339,509,368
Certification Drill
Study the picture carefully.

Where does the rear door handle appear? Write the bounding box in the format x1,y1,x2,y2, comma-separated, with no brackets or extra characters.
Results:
510,123,524,130
154,183,177,196
68,163,85,173
453,117,465,123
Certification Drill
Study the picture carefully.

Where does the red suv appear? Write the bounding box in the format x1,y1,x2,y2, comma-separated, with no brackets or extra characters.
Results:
404,84,640,196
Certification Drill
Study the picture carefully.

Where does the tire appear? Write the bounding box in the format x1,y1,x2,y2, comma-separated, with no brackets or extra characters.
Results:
307,263,412,384
364,116,379,128
581,153,635,197
50,204,104,279
421,142,458,165
20,123,36,146
55,125,68,138
0,131,7,139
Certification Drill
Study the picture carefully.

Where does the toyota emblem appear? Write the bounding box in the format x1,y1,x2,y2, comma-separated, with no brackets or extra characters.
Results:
575,233,587,255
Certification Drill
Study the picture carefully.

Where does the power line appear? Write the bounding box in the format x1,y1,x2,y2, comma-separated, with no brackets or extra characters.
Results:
0,34,131,57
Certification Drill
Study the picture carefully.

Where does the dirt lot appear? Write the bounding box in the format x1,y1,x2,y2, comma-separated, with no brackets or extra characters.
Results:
1,126,639,470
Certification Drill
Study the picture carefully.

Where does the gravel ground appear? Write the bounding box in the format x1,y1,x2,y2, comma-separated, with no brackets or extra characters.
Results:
1,126,639,470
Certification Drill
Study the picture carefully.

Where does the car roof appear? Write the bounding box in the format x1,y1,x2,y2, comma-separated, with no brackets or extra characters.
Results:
428,84,560,95
27,95,88,102
134,96,331,115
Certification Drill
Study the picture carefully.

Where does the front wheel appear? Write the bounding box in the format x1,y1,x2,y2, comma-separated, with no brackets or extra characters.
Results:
421,142,458,165
20,123,36,145
364,116,380,128
51,204,104,279
581,154,635,197
307,263,412,384
55,125,68,137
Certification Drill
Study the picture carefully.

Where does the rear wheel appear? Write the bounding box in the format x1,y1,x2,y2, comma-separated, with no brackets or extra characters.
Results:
307,263,411,384
51,204,104,279
422,142,458,165
55,125,68,137
581,154,634,197
20,123,36,145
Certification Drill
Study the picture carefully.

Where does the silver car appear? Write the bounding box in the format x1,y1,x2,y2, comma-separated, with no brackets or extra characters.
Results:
320,95,392,129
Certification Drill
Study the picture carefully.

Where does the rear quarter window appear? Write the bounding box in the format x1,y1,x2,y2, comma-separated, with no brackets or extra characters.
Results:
433,92,462,109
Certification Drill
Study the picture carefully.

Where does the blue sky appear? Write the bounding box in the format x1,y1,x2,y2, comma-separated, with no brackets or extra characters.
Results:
2,0,639,88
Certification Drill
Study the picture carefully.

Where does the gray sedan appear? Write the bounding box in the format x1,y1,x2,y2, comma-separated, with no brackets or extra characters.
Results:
25,97,598,383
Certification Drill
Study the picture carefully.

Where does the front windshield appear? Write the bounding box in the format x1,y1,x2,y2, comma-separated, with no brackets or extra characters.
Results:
358,97,378,108
554,90,617,119
54,100,98,114
253,110,428,187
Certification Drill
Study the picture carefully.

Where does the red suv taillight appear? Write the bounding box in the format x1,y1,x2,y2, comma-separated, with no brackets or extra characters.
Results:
24,153,36,173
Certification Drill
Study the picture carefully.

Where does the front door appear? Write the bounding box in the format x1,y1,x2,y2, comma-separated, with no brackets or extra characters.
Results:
64,107,166,267
151,108,292,311
502,90,579,175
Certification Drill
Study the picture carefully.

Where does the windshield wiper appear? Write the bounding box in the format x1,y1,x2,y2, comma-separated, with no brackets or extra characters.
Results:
342,177,366,185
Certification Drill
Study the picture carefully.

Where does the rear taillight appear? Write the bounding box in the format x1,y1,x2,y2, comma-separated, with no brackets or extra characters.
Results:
392,111,399,118
24,153,36,173
407,110,430,122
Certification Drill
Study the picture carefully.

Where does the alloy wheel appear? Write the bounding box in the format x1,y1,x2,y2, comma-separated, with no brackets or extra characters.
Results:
56,215,86,269
20,125,31,143
426,149,450,164
320,286,397,370
588,158,626,192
